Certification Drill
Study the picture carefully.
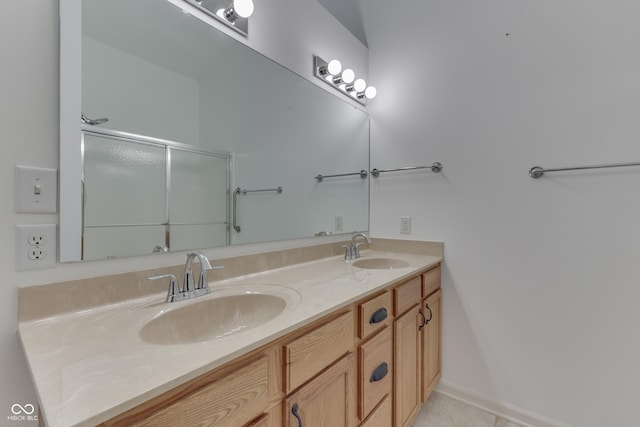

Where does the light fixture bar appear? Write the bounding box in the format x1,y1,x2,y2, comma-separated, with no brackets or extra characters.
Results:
183,0,252,36
313,56,376,106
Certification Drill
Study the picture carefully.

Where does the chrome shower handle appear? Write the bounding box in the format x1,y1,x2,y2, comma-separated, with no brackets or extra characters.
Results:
81,113,109,125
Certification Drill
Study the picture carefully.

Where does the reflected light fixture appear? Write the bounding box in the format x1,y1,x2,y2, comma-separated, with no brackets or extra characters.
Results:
333,68,355,85
217,0,255,22
313,55,377,105
318,59,342,78
185,0,254,36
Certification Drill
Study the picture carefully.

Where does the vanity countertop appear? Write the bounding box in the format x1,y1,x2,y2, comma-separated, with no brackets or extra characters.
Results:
18,248,441,427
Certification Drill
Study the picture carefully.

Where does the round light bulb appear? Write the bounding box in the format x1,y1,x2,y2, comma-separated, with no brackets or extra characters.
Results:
354,78,366,93
365,86,377,99
341,69,355,84
233,0,254,18
327,59,342,76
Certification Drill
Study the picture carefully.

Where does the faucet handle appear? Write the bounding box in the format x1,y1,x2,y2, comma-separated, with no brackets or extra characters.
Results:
188,251,224,290
354,242,366,259
342,244,357,261
148,274,180,303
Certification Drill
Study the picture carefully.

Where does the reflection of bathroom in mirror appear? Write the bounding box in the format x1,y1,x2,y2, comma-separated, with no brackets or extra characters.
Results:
60,0,370,261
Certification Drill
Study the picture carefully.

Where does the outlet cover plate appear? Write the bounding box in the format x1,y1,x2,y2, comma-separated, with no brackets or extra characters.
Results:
400,216,412,234
15,224,57,271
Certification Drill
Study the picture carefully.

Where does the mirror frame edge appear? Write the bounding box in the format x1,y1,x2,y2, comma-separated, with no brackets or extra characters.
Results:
60,0,83,262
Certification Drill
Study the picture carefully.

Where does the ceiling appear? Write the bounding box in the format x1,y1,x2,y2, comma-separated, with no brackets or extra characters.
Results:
315,0,367,47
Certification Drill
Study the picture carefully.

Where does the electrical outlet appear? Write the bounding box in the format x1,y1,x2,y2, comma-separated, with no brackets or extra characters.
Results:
335,215,344,231
28,249,47,261
400,216,412,234
27,233,47,246
15,224,56,271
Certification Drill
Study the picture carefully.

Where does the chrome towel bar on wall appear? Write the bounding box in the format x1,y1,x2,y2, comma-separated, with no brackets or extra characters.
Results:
370,162,443,178
314,170,368,182
529,162,640,178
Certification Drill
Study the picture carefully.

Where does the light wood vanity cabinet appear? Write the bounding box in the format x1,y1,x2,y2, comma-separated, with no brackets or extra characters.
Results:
103,356,271,427
284,311,354,393
422,288,442,401
283,311,356,426
284,354,355,427
358,325,393,424
358,291,392,339
392,264,442,427
246,414,271,427
421,266,442,403
393,278,423,427
103,263,441,427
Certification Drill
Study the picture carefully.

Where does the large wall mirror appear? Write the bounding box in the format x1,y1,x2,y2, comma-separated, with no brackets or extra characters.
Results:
60,0,370,261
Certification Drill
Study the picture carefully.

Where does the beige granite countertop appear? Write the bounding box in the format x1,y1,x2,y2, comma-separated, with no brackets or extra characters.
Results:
18,243,441,426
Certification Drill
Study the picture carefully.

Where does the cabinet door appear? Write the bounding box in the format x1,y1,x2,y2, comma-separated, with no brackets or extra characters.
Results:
284,354,355,427
422,289,442,402
394,305,422,427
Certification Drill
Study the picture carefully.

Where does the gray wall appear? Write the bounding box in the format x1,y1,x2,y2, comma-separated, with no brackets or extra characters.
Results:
362,0,640,425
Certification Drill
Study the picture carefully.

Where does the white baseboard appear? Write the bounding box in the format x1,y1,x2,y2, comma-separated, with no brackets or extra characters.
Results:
435,380,571,427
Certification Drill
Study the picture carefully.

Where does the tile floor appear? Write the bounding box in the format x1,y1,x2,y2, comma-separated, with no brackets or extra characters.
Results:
413,392,525,427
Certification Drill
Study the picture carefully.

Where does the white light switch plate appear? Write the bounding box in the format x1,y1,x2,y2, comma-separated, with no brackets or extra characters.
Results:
15,165,58,213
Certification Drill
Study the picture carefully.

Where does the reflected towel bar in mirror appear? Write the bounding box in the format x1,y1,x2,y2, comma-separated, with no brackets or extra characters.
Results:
233,186,283,233
371,162,442,178
315,170,368,182
237,186,283,195
529,162,640,178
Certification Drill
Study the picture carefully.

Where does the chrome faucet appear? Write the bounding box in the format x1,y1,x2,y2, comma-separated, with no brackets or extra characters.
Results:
148,251,223,303
343,232,372,260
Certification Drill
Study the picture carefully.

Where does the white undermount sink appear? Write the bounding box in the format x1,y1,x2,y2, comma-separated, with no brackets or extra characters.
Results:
352,258,410,270
139,285,300,345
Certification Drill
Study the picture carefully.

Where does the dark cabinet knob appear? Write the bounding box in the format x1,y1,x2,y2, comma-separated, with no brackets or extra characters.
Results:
370,362,389,382
369,307,388,324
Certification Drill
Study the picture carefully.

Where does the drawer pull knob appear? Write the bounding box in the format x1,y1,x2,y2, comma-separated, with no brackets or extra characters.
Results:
370,362,389,382
369,307,388,324
292,403,304,427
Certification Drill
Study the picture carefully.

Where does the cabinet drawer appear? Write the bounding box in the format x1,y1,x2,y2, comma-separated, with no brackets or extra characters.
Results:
422,265,441,298
285,311,354,393
358,327,392,420
133,357,269,427
394,276,421,316
360,394,392,427
358,291,392,339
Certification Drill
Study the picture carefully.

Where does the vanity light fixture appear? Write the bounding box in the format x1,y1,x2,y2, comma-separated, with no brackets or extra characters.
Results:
313,55,377,105
184,0,254,36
